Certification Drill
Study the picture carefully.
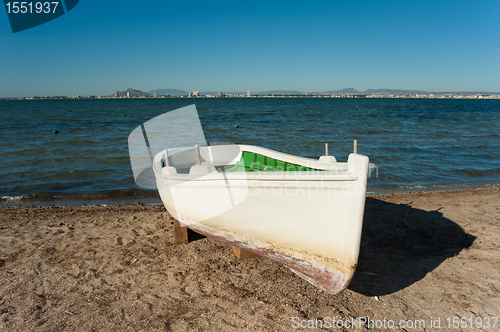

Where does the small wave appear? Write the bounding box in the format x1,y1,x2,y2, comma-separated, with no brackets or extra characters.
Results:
10,149,36,156
1,195,26,201
460,168,500,177
0,189,161,207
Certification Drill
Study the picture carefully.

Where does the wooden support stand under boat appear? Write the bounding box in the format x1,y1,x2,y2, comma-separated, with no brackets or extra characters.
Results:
232,245,260,260
173,220,189,245
173,219,259,259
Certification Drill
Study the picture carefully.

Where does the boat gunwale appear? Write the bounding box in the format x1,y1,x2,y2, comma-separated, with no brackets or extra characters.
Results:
156,171,358,182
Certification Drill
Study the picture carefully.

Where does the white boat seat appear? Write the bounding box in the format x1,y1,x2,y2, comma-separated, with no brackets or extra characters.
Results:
189,163,217,176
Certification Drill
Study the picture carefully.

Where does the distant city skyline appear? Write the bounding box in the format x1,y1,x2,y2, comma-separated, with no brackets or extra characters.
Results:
1,1,500,98
3,86,499,100
4,86,500,100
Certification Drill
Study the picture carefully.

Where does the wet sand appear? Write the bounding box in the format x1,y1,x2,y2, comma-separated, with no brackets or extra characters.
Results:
0,188,499,331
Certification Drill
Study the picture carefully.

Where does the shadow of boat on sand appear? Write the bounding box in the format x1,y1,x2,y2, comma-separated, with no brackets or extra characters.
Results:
349,197,476,296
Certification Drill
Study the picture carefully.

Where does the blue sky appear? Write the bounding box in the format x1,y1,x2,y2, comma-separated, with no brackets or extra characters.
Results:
1,0,500,97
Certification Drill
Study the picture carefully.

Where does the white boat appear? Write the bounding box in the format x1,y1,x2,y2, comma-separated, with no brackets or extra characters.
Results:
152,143,374,294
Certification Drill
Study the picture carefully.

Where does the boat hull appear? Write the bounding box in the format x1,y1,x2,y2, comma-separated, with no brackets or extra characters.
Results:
154,145,370,294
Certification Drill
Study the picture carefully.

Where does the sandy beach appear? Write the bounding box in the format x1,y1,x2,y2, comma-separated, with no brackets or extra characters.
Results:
1,187,499,331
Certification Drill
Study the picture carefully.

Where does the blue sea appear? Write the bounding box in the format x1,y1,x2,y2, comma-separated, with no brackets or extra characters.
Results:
1,98,499,206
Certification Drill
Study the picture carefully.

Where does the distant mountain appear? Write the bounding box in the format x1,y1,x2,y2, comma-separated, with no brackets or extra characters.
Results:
148,88,189,95
435,91,499,95
363,89,429,95
112,88,151,97
258,90,303,95
324,88,360,94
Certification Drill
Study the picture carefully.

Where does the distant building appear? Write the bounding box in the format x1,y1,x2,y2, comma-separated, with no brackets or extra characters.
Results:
127,92,130,98
247,90,251,97
153,91,158,98
218,91,222,97
188,92,192,97
114,91,118,98
193,91,199,97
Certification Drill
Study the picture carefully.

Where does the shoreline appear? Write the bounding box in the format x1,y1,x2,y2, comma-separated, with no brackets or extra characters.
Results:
1,187,499,330
2,183,499,208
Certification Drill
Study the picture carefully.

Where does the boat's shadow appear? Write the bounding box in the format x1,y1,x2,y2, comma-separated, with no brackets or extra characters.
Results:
349,197,476,296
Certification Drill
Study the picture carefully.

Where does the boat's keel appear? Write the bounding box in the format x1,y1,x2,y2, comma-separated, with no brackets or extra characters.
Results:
186,226,351,295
